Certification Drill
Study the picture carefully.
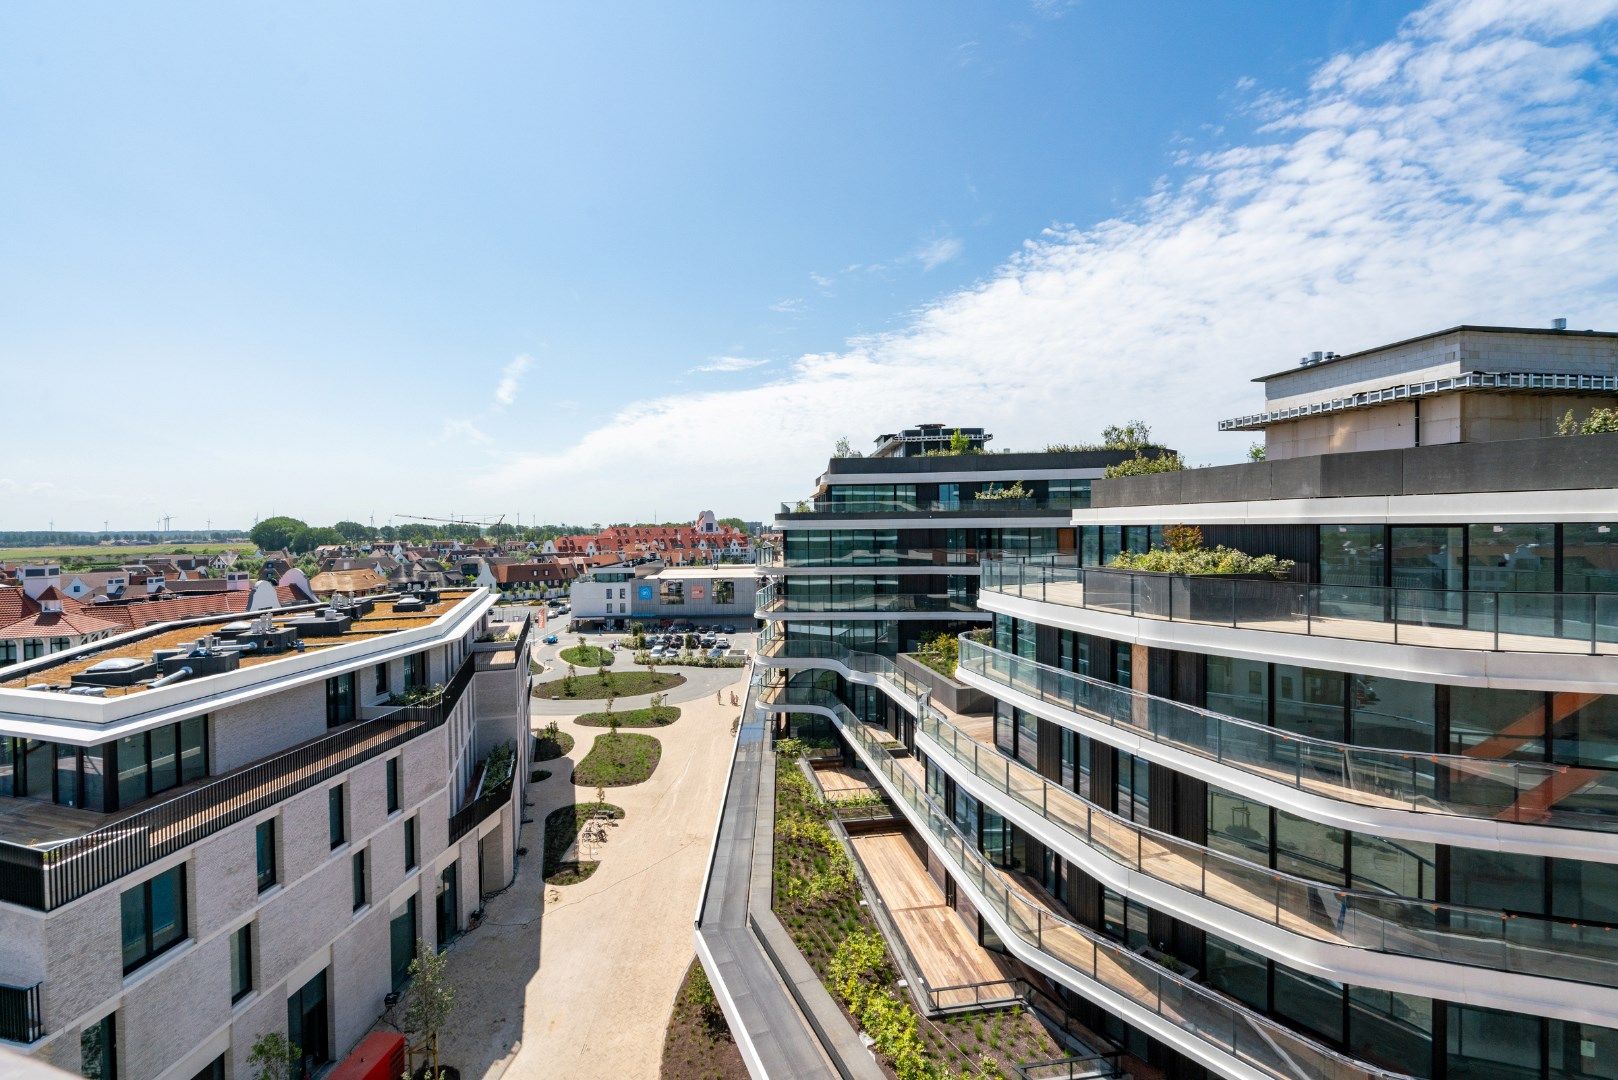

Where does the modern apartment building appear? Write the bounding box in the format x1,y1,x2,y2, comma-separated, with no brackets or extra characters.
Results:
761,422,1151,653
0,586,529,1080
753,326,1618,1079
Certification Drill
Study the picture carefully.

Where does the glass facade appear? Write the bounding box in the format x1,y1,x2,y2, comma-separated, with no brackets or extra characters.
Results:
0,716,207,813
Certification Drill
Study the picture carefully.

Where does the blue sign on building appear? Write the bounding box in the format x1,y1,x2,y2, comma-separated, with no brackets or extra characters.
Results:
637,584,654,601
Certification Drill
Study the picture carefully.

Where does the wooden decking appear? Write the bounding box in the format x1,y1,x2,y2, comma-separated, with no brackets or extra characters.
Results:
814,763,880,799
850,831,1010,994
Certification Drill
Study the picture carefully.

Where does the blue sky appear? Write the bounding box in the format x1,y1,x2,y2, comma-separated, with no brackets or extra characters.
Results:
5,0,1618,530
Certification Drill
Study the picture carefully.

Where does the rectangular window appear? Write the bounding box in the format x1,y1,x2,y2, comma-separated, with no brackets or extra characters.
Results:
660,580,685,605
229,924,252,1004
715,579,735,605
325,673,356,728
403,652,423,690
328,786,346,849
386,757,401,814
390,897,418,989
404,817,418,870
255,819,277,892
120,865,187,974
352,850,368,912
80,1013,116,1080
374,663,389,696
0,642,15,665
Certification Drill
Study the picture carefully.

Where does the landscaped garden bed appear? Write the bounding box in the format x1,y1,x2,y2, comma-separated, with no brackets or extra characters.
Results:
576,704,681,728
771,740,1060,1079
543,800,625,885
573,732,662,787
533,723,575,762
560,644,615,667
534,669,686,699
660,959,748,1080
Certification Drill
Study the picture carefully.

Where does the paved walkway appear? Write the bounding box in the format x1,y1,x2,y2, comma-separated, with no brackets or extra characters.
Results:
434,668,747,1078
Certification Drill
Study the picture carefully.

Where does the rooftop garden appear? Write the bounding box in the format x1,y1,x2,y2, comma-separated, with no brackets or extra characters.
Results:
911,632,959,679
771,740,1060,1079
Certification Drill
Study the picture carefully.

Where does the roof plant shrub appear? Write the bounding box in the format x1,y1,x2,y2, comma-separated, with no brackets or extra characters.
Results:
1558,407,1618,435
1110,541,1294,577
1103,450,1185,478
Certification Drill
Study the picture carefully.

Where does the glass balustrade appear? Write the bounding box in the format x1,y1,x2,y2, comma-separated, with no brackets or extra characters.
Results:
980,560,1618,655
759,683,1421,1080
758,644,1618,986
959,637,1618,832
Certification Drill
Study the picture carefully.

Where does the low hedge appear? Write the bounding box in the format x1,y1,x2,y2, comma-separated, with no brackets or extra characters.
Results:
575,705,681,728
573,732,662,787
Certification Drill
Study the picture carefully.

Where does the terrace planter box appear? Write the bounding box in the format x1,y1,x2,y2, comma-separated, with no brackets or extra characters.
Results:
896,653,994,716
1117,570,1299,624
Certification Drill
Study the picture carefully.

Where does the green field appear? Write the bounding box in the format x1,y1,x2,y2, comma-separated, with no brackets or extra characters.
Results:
0,543,254,566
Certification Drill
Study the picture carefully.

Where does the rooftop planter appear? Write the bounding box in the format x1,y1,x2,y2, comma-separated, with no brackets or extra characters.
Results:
895,651,994,716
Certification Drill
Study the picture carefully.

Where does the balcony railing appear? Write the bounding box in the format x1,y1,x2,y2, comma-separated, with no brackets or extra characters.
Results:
0,652,479,912
760,684,1418,1080
913,684,1618,988
760,546,1005,569
959,636,1618,832
756,584,978,615
766,637,1618,985
779,497,1084,515
0,981,43,1044
449,773,515,843
981,560,1618,655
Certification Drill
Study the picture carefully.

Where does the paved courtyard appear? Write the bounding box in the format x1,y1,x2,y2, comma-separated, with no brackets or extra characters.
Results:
433,663,748,1078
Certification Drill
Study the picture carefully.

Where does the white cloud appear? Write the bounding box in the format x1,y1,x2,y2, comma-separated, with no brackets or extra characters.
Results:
493,354,532,408
476,0,1618,521
692,356,770,374
915,236,964,271
769,297,806,314
437,418,491,446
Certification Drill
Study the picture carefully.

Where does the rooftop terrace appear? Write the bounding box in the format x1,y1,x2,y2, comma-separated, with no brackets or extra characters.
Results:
1,590,474,699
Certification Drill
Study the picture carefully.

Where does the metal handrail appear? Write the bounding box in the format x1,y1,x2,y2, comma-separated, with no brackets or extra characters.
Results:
761,684,1419,1080
980,559,1618,656
959,635,1618,832
762,639,1618,987
0,653,478,911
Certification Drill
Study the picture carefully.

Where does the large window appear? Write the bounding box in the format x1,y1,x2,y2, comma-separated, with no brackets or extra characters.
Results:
325,673,355,728
404,816,418,870
714,579,735,605
352,850,368,912
660,580,684,606
229,924,253,1004
386,757,401,814
120,865,186,973
328,785,346,849
390,898,418,989
1565,524,1618,593
256,820,277,892
1318,524,1386,588
80,1013,116,1080
111,717,208,811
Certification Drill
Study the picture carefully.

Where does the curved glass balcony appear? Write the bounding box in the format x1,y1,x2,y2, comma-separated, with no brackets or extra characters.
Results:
980,559,1618,655
760,640,1618,986
959,636,1618,832
756,583,978,615
760,684,1420,1080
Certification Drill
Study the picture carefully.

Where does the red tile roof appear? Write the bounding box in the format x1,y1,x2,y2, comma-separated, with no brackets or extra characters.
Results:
0,588,124,640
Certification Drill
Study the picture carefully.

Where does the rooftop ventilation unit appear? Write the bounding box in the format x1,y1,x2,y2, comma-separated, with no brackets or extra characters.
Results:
286,610,353,637
1553,317,1568,330
71,656,157,688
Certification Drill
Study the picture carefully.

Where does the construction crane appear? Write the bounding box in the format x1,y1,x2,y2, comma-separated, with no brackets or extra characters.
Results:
395,512,508,537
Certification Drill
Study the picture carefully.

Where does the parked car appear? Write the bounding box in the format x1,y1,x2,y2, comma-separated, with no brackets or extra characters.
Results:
707,647,725,658
648,646,667,658
720,624,736,634
542,634,558,645
701,634,717,647
715,638,731,649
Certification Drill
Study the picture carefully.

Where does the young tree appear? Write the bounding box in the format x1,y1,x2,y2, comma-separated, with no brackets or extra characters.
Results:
1247,442,1266,461
403,940,455,1078
247,1033,300,1080
1100,420,1152,450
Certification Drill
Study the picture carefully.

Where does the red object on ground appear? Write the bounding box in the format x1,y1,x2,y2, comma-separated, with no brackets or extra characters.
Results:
328,1032,406,1080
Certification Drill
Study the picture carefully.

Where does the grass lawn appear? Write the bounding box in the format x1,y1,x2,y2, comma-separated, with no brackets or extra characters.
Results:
559,644,614,667
534,669,685,700
660,959,748,1080
533,729,575,762
543,800,625,885
573,732,662,787
575,705,680,728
